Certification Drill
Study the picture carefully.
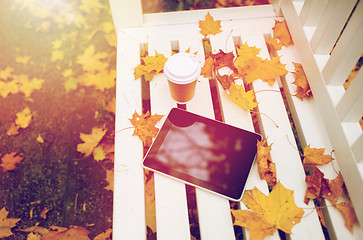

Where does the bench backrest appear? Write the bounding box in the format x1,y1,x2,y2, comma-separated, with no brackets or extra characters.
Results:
109,0,363,227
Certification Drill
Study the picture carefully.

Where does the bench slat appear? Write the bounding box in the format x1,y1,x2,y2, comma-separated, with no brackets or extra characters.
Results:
310,0,356,54
299,0,328,26
278,44,363,239
322,0,363,86
114,32,147,240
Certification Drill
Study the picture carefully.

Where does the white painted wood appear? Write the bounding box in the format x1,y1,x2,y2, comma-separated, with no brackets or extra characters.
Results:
113,31,146,240
352,132,363,162
278,44,363,239
241,35,325,240
299,0,329,26
280,0,363,225
336,69,363,122
108,0,143,32
147,39,191,240
322,0,363,86
310,0,357,55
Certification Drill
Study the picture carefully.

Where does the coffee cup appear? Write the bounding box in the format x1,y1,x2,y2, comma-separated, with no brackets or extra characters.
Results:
164,52,201,104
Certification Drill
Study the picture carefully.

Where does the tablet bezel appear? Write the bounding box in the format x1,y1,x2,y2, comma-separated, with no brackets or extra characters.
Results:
143,108,262,201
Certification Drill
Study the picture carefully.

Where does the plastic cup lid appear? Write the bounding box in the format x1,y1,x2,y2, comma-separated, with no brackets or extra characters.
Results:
164,52,201,84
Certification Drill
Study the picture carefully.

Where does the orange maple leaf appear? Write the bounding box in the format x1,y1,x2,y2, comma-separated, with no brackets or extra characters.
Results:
199,12,222,37
129,111,164,146
77,127,107,157
0,207,21,238
322,172,344,204
201,56,215,78
272,20,293,47
234,43,262,73
231,182,304,239
227,83,258,111
0,152,24,172
303,145,334,165
256,138,277,186
216,72,235,90
292,62,312,100
303,165,326,204
334,203,359,233
134,51,168,81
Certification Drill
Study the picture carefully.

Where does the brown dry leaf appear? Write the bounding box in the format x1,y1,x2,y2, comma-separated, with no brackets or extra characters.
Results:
0,207,21,238
322,172,344,204
334,203,359,233
77,127,107,157
216,72,235,90
303,165,325,204
199,12,222,37
40,207,50,219
256,138,277,186
292,62,312,100
129,111,164,146
94,228,112,240
211,50,236,71
232,182,304,238
227,83,258,111
134,52,168,81
272,20,293,47
0,152,24,172
303,145,334,165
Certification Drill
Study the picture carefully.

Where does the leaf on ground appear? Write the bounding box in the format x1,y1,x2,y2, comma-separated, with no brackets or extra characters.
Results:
227,83,258,111
6,123,20,136
37,134,44,143
104,169,113,192
334,203,359,233
1,152,24,172
42,225,90,240
256,138,277,186
79,69,116,91
0,207,20,238
93,145,106,161
40,207,50,219
77,127,107,157
64,77,79,93
79,0,104,14
272,20,293,47
134,51,168,81
303,145,334,165
292,62,312,100
129,111,164,146
232,182,304,238
94,228,112,240
199,12,222,37
76,45,108,73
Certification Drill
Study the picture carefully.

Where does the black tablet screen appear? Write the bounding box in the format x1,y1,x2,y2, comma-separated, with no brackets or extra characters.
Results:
143,108,262,201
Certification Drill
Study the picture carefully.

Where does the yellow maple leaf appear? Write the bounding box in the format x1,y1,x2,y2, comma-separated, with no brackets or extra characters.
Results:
6,123,20,136
93,145,106,161
272,20,293,47
256,138,276,186
0,66,14,80
77,127,107,157
0,152,24,172
227,83,258,111
76,45,108,73
79,69,116,91
15,107,32,129
0,207,21,238
37,134,44,143
292,62,312,100
244,56,288,86
15,55,31,64
104,169,114,192
129,111,164,146
51,50,64,62
19,77,44,97
303,145,334,165
232,182,304,239
199,12,222,37
235,43,262,72
134,52,167,81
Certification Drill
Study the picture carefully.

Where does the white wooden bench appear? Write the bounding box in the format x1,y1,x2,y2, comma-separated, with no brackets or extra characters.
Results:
109,0,363,239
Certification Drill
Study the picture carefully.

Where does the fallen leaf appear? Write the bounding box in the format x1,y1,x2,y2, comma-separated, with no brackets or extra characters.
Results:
79,0,104,14
104,169,113,192
7,123,20,136
272,20,293,47
256,138,276,186
211,50,236,71
322,172,344,204
93,145,106,161
334,203,359,233
303,165,325,204
106,96,116,115
37,134,44,143
216,73,234,90
227,83,258,111
76,45,108,73
94,228,112,240
40,207,50,219
1,152,24,172
42,225,90,240
64,77,79,93
201,56,215,78
0,66,14,80
292,62,312,100
0,207,21,238
129,111,164,146
232,182,304,238
303,145,334,165
134,51,168,81
77,127,107,157
199,12,222,37
266,37,283,51
79,69,116,91
235,43,262,72
15,107,32,129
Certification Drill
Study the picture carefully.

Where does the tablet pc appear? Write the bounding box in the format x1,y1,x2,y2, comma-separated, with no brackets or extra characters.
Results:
143,108,262,201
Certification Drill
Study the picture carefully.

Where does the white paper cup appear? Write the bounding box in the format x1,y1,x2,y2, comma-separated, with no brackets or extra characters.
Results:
164,52,201,103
